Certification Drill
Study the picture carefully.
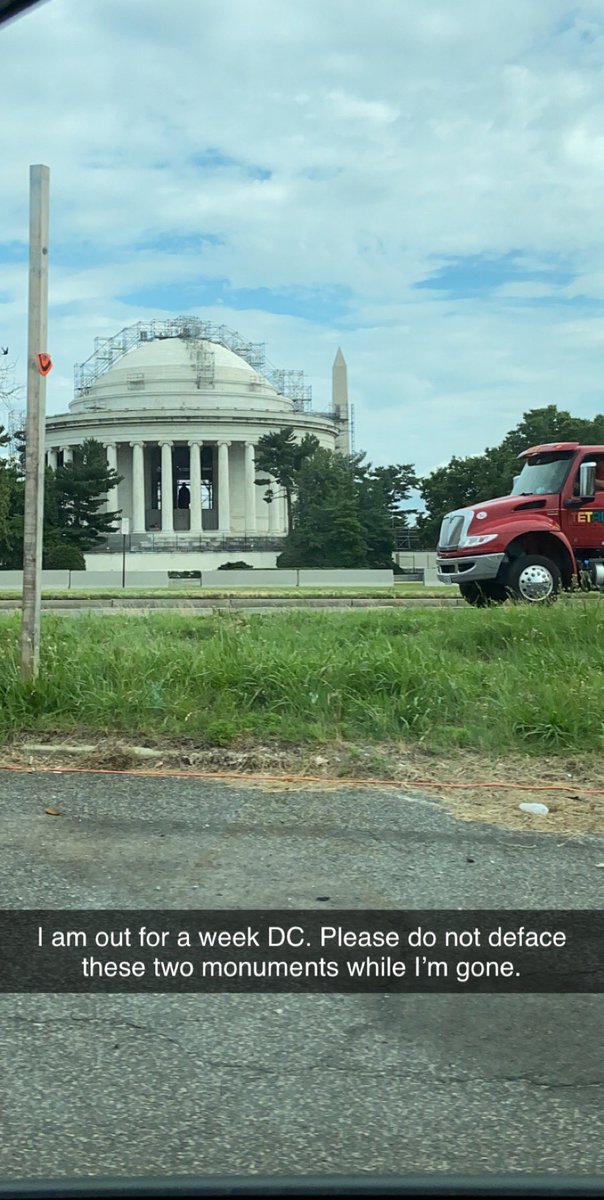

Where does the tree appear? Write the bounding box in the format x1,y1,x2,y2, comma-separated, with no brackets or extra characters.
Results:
416,404,604,548
270,441,417,569
255,428,319,531
0,356,22,409
42,537,86,570
0,356,24,461
353,457,417,567
415,453,493,548
277,448,368,567
356,475,395,567
0,425,23,569
498,405,604,460
50,439,122,553
0,435,123,568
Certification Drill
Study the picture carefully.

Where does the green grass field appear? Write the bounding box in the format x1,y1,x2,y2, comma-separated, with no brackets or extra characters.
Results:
0,583,439,600
0,603,602,755
0,586,601,603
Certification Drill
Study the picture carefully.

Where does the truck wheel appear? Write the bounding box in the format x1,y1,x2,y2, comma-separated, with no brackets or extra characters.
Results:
504,555,561,604
459,581,507,607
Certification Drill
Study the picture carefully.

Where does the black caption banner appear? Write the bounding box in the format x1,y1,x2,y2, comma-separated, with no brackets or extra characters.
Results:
0,910,601,993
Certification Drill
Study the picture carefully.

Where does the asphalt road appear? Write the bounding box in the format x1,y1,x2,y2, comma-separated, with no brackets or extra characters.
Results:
0,769,602,1181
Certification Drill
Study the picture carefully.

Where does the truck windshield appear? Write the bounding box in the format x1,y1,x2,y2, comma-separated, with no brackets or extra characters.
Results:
510,452,575,496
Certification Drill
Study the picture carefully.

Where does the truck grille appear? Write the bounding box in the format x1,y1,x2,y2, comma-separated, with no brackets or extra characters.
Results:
439,514,465,549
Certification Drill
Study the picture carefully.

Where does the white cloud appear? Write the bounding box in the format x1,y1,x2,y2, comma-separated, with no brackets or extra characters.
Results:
2,0,604,476
325,91,400,124
494,282,560,298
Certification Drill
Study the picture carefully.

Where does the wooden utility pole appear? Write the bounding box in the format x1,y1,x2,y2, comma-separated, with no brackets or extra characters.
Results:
21,164,50,681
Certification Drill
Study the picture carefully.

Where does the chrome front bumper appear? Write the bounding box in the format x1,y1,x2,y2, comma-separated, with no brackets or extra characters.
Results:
436,552,506,584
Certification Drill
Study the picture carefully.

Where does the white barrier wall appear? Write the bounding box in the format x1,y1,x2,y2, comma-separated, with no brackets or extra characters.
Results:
86,552,280,572
41,571,71,586
423,567,447,587
125,572,172,588
72,572,122,588
70,571,169,589
0,572,23,589
0,571,70,590
0,568,396,590
198,570,299,588
395,552,438,569
299,570,393,587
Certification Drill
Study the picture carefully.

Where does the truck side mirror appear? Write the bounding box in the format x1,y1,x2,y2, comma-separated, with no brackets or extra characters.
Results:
580,462,596,498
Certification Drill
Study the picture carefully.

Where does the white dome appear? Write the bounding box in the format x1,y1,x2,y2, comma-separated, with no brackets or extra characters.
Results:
114,336,257,378
70,334,292,416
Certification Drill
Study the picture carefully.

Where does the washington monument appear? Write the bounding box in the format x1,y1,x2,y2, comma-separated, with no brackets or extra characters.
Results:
332,347,350,455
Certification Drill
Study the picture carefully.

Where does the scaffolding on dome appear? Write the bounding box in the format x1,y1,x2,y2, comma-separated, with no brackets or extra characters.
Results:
73,316,312,411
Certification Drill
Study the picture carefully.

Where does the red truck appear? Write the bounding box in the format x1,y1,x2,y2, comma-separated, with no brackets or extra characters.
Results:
436,443,604,604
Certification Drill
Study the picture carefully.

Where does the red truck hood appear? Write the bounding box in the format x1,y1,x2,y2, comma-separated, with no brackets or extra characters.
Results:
466,493,557,523
438,493,562,556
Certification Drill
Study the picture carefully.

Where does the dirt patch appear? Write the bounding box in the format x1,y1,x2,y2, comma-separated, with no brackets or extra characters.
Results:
1,736,603,838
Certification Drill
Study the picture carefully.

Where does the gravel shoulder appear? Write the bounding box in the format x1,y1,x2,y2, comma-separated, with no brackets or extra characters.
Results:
1,736,604,837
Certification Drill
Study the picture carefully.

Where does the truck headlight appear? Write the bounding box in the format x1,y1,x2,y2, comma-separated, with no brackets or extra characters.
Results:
462,534,498,547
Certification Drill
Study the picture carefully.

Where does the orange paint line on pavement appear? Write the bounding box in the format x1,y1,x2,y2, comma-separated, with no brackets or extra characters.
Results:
0,762,603,794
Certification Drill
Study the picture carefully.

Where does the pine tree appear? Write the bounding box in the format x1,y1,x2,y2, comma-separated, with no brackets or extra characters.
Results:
50,439,122,553
277,448,368,567
0,425,23,569
0,435,123,567
356,474,397,568
255,428,319,531
353,458,417,567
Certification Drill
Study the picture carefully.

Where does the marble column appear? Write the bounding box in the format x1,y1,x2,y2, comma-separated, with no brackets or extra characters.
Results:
105,442,119,513
130,441,146,533
160,441,174,533
47,449,58,470
188,441,203,533
218,441,231,533
244,441,257,534
62,446,73,464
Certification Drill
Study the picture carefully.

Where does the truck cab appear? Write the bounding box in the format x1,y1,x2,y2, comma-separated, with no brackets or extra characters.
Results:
436,442,604,604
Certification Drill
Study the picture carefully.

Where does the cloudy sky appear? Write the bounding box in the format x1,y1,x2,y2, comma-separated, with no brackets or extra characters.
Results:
2,0,604,476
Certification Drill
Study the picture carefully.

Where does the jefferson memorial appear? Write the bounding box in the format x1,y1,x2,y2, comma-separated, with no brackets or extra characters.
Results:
45,316,350,566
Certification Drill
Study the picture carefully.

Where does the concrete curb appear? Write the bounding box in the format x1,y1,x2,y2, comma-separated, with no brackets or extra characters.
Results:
0,592,463,609
0,596,465,613
21,742,164,757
